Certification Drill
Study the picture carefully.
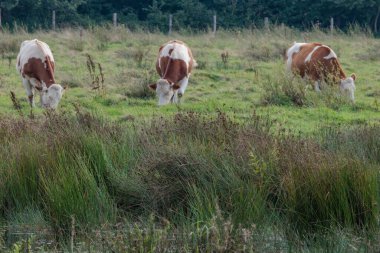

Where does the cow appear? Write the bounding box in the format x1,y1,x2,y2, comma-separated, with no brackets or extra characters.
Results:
286,42,356,101
16,39,64,109
149,40,196,105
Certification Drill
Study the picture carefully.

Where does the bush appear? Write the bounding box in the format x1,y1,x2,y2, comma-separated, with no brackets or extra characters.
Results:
260,71,308,106
260,70,355,108
123,69,156,99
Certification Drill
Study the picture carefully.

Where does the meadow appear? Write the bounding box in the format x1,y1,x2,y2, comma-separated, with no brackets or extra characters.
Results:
0,25,379,252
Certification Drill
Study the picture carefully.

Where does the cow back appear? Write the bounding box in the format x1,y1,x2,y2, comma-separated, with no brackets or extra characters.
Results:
156,40,194,84
289,42,346,82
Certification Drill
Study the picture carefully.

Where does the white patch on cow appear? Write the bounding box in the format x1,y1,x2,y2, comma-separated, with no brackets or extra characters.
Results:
305,46,321,63
178,76,189,97
286,42,306,71
40,84,64,109
16,39,54,74
155,79,176,106
340,77,356,102
323,47,337,60
314,81,321,92
159,42,191,68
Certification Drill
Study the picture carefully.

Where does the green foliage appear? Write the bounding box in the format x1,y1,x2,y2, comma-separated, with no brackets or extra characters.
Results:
1,0,380,32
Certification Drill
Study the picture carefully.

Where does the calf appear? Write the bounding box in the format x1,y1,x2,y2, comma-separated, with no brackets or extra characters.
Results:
286,42,356,101
149,40,196,105
16,39,64,109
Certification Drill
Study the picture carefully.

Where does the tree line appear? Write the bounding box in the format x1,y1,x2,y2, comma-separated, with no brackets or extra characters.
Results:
1,0,380,32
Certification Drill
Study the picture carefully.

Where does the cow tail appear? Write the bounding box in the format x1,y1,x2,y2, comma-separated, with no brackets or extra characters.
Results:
193,59,198,68
35,40,56,84
45,56,56,83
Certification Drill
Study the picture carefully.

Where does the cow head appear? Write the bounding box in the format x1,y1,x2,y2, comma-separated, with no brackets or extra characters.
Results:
149,79,180,106
340,74,356,102
41,84,65,109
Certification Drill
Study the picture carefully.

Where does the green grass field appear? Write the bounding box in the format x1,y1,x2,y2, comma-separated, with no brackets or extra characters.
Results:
0,26,380,252
1,26,379,130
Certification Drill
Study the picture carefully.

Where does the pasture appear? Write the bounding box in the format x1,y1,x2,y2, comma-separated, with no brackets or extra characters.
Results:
0,26,380,251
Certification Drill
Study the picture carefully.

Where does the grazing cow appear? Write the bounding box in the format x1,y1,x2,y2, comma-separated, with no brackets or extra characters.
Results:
149,40,196,105
16,39,64,109
286,42,356,101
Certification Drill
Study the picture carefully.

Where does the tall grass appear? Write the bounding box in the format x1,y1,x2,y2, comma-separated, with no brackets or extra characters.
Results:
0,110,379,250
260,67,354,108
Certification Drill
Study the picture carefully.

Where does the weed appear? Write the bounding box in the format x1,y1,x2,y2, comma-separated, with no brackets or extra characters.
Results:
10,91,23,117
86,54,105,94
221,51,229,66
132,47,150,67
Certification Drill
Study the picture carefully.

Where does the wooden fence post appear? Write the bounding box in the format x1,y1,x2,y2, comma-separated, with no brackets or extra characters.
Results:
213,14,217,36
330,17,334,35
0,8,2,30
79,27,83,39
113,13,117,27
168,14,173,35
52,10,56,30
264,17,269,30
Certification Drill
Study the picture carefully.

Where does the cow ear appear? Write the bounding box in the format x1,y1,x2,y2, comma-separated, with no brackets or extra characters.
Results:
148,83,157,90
351,73,356,81
172,83,180,90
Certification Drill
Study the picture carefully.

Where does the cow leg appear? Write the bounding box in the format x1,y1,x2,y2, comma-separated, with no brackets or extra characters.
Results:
22,78,35,107
314,81,321,92
28,78,44,107
177,77,189,101
171,90,179,104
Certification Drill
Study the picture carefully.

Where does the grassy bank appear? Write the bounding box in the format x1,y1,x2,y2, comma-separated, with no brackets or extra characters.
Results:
0,110,379,251
0,26,379,251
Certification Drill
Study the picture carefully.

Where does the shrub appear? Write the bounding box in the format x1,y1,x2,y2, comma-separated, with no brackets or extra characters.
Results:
260,72,308,106
123,69,156,99
260,70,354,108
131,47,150,68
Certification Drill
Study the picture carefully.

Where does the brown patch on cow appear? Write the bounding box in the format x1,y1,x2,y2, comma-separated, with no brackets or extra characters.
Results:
21,57,56,88
168,48,174,55
45,56,55,82
157,56,188,84
172,83,180,90
149,83,157,90
290,43,346,86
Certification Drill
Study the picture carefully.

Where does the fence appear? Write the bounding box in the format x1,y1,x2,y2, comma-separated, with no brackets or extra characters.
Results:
0,10,338,36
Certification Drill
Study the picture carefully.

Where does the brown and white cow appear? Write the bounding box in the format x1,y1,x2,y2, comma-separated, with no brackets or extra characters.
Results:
286,42,356,101
149,40,196,105
16,39,64,109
